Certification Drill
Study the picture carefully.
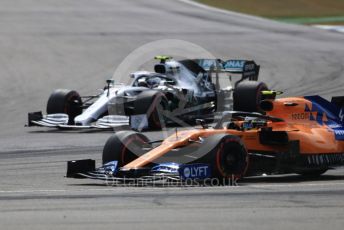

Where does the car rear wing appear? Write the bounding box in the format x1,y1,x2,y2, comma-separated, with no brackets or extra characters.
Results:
196,59,260,81
223,60,260,81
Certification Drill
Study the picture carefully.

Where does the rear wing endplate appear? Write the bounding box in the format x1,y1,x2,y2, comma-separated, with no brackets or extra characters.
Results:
222,59,260,81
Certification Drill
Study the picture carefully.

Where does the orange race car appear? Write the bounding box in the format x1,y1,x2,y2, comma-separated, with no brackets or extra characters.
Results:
66,90,344,185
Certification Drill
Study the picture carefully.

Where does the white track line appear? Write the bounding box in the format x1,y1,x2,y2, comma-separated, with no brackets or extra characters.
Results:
313,25,344,34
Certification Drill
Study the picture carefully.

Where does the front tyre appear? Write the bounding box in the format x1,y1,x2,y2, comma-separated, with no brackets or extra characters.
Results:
213,135,249,180
197,135,249,182
102,131,151,166
46,89,82,125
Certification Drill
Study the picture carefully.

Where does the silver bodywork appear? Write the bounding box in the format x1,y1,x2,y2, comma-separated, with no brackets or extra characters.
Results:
28,58,257,130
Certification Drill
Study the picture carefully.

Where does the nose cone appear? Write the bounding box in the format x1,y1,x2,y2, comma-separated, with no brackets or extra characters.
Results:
74,114,94,126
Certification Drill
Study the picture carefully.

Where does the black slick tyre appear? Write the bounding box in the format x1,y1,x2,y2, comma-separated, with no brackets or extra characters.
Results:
46,89,82,125
102,131,151,166
212,135,249,180
197,134,249,182
233,81,268,112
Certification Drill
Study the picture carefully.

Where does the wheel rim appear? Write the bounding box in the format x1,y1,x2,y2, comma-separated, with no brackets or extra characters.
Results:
65,93,82,116
216,139,248,179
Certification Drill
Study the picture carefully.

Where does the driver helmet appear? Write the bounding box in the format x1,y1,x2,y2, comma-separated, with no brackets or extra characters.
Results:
146,77,161,88
137,78,148,87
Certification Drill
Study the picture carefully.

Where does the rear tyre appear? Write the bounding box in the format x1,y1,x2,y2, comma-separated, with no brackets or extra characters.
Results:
233,81,268,112
46,89,82,125
102,131,151,166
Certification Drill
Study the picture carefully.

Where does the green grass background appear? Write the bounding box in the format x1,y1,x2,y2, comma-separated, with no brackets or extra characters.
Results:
196,0,344,24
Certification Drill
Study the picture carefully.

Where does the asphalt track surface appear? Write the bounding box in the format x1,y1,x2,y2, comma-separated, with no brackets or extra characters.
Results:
0,0,344,229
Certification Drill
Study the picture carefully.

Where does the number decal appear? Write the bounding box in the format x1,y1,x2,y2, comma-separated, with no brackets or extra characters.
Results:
339,108,344,122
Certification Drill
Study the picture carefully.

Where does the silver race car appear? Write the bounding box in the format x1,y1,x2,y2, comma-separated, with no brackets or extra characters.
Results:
27,56,267,130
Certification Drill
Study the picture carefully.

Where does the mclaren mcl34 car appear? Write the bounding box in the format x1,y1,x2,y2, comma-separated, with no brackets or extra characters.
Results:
27,56,267,130
67,92,344,185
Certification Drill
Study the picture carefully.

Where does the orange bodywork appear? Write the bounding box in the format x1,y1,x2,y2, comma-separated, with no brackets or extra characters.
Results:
123,96,344,170
267,97,344,154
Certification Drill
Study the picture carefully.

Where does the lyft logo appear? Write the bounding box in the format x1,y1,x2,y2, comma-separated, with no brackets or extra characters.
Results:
179,164,211,179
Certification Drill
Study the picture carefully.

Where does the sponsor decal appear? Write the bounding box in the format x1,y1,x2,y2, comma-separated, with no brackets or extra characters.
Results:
327,122,342,129
244,63,255,71
179,163,211,180
197,59,218,70
291,112,310,120
223,60,245,70
151,162,180,173
333,129,344,140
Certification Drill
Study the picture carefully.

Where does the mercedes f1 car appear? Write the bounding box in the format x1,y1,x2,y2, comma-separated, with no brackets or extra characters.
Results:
66,92,344,185
27,56,267,130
